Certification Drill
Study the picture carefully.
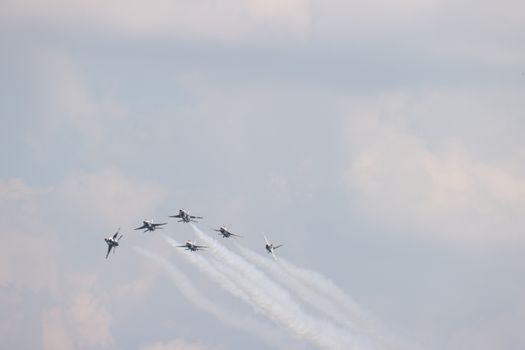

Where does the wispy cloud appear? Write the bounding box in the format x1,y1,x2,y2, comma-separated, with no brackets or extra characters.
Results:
0,0,310,42
42,308,73,350
343,88,525,244
67,293,114,348
140,339,210,350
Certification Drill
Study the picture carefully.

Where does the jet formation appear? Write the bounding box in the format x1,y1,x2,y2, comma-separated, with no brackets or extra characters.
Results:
103,208,284,259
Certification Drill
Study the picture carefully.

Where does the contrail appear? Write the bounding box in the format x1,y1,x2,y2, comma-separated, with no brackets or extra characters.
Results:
133,246,285,348
278,256,370,326
189,224,378,350
236,243,358,329
235,243,405,350
277,256,409,350
163,235,263,314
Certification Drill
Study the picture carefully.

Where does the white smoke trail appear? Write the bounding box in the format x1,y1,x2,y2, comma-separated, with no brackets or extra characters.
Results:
162,235,262,314
242,242,414,350
189,224,378,350
133,246,284,348
236,243,358,329
235,243,407,350
279,256,371,326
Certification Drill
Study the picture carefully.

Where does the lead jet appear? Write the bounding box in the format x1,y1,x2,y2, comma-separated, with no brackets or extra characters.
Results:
104,228,123,259
134,219,167,232
213,225,241,238
264,235,283,259
176,240,208,252
169,209,203,223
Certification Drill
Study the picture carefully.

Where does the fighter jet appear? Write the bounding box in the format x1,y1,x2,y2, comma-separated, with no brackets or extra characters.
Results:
176,240,208,252
104,228,123,259
134,219,167,232
264,235,283,259
213,225,241,238
169,209,203,223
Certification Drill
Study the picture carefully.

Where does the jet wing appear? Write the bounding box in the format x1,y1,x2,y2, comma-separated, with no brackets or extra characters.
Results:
153,222,167,227
169,214,182,218
228,232,241,237
106,245,112,259
112,229,120,239
273,244,283,250
176,245,188,248
195,245,208,249
134,224,147,230
264,235,270,245
190,215,203,219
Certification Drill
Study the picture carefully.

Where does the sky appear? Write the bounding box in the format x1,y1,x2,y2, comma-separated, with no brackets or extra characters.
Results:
1,1,524,349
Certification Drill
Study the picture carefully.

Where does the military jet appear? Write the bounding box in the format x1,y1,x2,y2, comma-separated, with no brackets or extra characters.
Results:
176,240,208,252
104,228,123,259
134,219,167,232
213,225,241,238
169,209,203,223
264,235,283,259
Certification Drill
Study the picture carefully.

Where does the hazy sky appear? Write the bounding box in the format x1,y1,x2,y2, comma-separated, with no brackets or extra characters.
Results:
1,1,524,349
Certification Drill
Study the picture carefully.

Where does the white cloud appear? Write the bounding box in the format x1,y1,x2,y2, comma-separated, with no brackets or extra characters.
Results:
343,88,525,244
0,178,49,202
19,52,127,163
141,339,211,350
448,297,525,350
42,308,74,350
309,0,525,67
39,52,126,145
0,171,165,347
0,0,310,42
41,295,114,350
0,179,60,294
68,293,114,348
58,168,165,227
0,178,50,220
0,230,62,294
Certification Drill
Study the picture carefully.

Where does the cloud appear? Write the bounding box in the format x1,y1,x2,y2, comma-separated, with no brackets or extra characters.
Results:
41,295,114,350
307,0,525,69
58,168,165,228
141,339,210,350
22,52,127,159
0,178,49,202
0,168,164,289
448,296,525,350
67,293,114,348
343,88,525,244
0,0,310,42
0,170,165,348
0,178,50,220
0,230,61,294
42,53,126,141
0,179,60,294
42,308,74,350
